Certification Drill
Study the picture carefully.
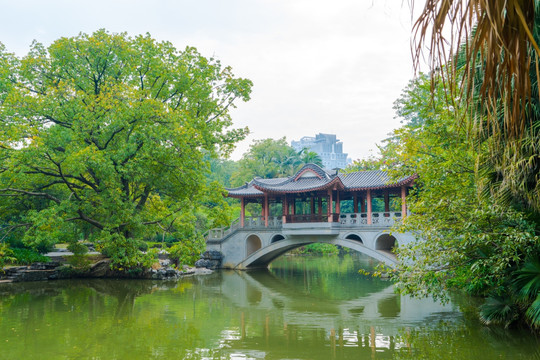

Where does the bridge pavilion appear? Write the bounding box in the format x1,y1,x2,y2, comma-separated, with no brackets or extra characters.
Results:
226,163,416,229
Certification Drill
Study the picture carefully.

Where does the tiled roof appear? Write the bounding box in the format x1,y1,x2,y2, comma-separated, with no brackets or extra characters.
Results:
225,181,264,197
225,164,415,198
338,171,415,190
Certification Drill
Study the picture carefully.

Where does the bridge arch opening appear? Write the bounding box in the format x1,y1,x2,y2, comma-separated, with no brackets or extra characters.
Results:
344,234,363,243
375,234,397,251
271,234,286,243
246,235,262,257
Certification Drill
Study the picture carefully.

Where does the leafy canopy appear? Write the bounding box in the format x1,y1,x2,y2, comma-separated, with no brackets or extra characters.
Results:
383,74,539,303
0,30,252,267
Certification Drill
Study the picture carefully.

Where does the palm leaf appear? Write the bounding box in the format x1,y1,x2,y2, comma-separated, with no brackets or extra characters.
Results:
479,295,520,328
413,0,539,141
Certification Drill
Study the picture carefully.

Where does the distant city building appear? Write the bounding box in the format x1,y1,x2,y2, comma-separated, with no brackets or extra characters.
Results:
291,133,350,169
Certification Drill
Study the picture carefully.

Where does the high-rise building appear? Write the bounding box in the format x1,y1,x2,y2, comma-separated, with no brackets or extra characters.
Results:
291,133,350,169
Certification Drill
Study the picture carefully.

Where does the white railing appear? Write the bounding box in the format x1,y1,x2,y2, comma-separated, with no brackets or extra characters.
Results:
206,218,241,240
339,212,403,226
244,216,282,228
206,212,404,241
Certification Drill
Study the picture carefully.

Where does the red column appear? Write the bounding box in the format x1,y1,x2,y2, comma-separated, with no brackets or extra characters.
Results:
240,197,245,228
367,190,372,225
283,196,288,224
335,190,340,214
384,191,390,213
353,193,358,213
264,194,269,227
327,189,333,222
360,196,366,213
401,186,407,218
310,197,315,215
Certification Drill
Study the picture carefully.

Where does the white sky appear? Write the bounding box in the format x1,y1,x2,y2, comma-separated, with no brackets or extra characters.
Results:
0,0,422,161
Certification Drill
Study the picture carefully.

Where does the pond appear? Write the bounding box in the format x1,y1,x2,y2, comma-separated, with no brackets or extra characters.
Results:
0,253,539,359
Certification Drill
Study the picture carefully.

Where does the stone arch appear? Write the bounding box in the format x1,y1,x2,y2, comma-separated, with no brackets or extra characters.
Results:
246,234,262,257
375,234,397,251
271,234,286,243
344,233,363,243
238,238,398,269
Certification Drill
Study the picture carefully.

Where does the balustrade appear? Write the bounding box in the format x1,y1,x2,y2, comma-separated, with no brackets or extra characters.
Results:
243,216,282,228
207,212,403,240
339,212,403,226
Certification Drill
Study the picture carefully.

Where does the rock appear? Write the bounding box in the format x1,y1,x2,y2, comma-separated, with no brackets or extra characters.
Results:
159,259,171,267
30,262,59,270
88,260,113,277
202,250,223,260
195,259,209,268
196,250,223,269
11,269,57,282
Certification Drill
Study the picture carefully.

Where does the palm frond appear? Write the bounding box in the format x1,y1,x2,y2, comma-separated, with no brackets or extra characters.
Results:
413,0,539,141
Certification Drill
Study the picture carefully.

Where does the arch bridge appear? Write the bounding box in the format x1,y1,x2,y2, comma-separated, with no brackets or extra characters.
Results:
206,216,413,269
206,164,417,269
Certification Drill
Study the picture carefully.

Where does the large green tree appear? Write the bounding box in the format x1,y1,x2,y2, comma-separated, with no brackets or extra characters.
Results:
384,74,540,328
0,30,252,267
230,137,303,186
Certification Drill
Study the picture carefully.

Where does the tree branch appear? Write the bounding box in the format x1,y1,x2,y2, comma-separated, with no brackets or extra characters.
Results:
0,188,61,204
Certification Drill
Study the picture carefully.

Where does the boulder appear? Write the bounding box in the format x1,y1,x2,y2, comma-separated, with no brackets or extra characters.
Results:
88,260,114,277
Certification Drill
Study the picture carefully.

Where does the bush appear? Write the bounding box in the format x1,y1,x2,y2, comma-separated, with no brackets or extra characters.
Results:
0,243,16,269
298,243,340,256
5,236,54,254
67,242,89,255
66,242,90,270
137,241,149,252
11,248,50,265
96,233,158,269
168,242,202,268
35,241,55,254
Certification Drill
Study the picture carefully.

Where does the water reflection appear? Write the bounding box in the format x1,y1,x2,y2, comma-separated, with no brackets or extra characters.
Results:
0,255,539,359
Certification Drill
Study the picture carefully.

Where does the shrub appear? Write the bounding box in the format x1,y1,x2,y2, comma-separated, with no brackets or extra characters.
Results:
137,241,149,252
168,242,202,268
300,243,339,255
11,248,50,265
0,243,16,269
66,242,90,270
96,234,158,269
67,242,89,255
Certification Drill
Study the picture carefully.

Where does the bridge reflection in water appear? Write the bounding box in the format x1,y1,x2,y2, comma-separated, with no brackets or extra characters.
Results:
213,269,458,357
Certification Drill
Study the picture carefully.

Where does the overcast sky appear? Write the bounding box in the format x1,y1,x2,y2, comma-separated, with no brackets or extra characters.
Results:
1,0,422,161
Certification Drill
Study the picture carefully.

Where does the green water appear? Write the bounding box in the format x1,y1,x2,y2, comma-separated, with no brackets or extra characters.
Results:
1,254,539,359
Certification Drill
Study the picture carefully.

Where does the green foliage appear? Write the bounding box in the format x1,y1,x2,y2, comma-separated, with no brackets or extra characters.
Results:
384,74,540,312
66,241,91,270
168,235,204,268
0,30,251,269
11,248,50,265
0,243,15,269
67,242,89,255
137,240,149,252
295,243,340,256
513,256,540,328
479,295,520,328
230,138,304,186
300,149,323,167
96,233,158,269
344,155,385,172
